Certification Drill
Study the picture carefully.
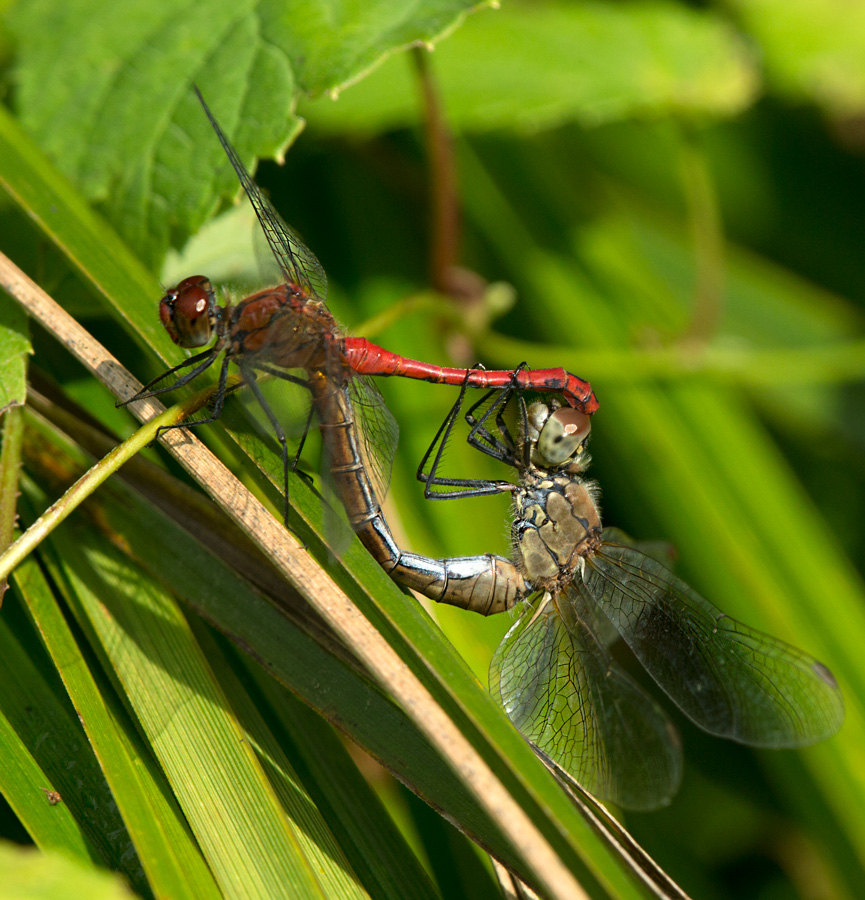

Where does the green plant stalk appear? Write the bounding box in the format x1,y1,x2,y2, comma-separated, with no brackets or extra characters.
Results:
0,399,201,583
678,126,725,344
0,404,25,601
353,292,461,340
479,332,865,386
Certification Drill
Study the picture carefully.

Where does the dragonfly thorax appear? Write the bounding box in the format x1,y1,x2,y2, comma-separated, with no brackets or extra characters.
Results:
512,470,602,586
224,286,342,373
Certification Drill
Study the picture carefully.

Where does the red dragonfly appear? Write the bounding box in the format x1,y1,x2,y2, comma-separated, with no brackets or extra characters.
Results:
121,87,598,523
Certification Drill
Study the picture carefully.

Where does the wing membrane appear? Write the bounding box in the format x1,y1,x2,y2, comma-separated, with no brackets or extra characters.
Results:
196,87,328,301
347,374,399,504
491,589,682,810
585,543,844,746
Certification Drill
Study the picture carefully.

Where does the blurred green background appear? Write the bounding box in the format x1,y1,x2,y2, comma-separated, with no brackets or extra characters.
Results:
2,1,865,898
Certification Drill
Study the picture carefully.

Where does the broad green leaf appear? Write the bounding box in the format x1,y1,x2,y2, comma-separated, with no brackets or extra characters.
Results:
7,0,484,265
731,0,865,117
301,1,759,135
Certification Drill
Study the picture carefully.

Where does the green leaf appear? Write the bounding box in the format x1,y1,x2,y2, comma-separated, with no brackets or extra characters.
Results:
226,647,444,900
301,1,759,134
0,303,28,561
0,102,164,353
0,300,30,412
731,0,865,117
7,0,484,266
0,840,137,900
51,527,342,900
0,702,95,864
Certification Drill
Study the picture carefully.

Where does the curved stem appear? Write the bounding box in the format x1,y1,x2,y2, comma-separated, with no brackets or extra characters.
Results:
413,46,461,295
678,125,725,345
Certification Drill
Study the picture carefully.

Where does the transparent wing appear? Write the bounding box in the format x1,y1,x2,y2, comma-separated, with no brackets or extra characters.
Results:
584,543,845,746
600,527,677,569
490,589,682,811
196,87,328,302
347,374,399,504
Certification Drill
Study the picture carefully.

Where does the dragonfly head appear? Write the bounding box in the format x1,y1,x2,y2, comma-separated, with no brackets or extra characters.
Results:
527,400,592,469
159,276,217,348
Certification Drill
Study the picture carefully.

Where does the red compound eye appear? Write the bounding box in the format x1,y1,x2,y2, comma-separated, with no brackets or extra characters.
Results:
159,276,215,347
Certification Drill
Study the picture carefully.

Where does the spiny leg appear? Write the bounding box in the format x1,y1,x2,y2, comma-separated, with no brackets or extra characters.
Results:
117,346,221,407
417,370,514,499
255,364,316,487
153,353,233,442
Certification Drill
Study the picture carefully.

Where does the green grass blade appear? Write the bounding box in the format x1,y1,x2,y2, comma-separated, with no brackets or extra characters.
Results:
12,515,220,898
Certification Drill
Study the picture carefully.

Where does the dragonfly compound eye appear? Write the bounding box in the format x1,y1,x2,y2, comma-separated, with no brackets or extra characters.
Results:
159,276,216,348
537,407,591,466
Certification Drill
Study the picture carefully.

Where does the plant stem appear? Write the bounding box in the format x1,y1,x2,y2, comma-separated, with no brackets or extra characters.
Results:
678,125,725,345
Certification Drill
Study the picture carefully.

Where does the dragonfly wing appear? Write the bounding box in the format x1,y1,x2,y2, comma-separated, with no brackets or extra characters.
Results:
601,527,677,568
585,543,845,746
347,374,399,504
255,193,328,303
196,88,328,302
490,589,682,810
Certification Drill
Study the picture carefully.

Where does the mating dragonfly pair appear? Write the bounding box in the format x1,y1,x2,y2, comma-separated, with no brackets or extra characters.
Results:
122,90,843,810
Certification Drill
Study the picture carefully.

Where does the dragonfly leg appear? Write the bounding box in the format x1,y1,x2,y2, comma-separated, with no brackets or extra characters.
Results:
254,363,316,481
463,365,526,460
241,366,296,528
418,366,539,499
417,371,513,499
463,386,514,459
117,346,221,407
290,404,316,477
417,372,470,494
152,353,232,443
